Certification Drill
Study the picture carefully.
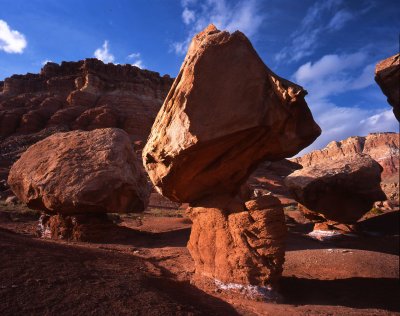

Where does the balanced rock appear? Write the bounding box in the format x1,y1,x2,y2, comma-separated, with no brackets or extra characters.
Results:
285,155,386,223
143,24,321,203
293,133,399,208
187,194,286,294
375,54,400,121
8,128,150,214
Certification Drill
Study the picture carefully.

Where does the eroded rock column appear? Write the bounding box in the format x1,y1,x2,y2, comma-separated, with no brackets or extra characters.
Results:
187,194,286,296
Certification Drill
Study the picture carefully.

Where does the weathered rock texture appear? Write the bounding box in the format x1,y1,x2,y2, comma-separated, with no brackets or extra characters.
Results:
187,194,286,289
37,213,113,241
375,54,400,121
293,133,399,206
285,155,386,223
0,58,173,175
143,24,321,203
8,128,150,214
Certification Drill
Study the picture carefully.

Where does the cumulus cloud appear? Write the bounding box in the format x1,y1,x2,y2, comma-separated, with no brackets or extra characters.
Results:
94,40,115,63
0,19,27,54
127,52,145,69
275,0,358,63
293,53,399,155
172,0,265,55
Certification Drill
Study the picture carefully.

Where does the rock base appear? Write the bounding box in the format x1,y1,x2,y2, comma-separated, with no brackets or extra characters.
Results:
186,194,286,293
37,213,113,241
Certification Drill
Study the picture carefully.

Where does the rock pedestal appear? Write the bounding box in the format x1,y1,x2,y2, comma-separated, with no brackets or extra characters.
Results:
37,213,114,242
186,194,286,299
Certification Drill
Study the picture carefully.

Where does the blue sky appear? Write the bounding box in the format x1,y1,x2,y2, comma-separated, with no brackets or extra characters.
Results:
0,0,399,153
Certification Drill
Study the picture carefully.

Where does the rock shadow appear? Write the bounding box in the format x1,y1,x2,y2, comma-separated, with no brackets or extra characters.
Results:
281,276,400,312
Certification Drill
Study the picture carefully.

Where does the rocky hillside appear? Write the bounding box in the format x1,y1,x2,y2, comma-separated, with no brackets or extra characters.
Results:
0,59,173,177
293,132,399,204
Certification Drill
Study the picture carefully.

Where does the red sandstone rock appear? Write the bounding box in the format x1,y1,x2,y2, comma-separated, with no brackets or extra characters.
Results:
293,133,399,207
187,194,286,291
37,213,114,241
375,54,400,121
285,155,386,223
8,128,150,214
143,24,321,203
0,58,173,170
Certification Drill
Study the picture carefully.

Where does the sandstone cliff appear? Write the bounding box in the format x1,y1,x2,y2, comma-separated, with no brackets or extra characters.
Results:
0,59,173,174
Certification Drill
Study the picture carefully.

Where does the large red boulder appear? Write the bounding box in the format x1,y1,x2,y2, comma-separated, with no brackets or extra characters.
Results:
285,155,386,223
8,128,150,214
143,24,321,203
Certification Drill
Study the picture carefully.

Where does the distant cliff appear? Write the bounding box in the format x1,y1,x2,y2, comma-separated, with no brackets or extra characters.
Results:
0,59,173,173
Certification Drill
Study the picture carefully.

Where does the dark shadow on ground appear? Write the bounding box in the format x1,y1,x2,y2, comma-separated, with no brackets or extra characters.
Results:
281,276,400,312
0,228,238,316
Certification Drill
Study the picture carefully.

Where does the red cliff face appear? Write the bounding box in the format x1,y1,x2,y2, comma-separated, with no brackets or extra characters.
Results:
0,59,173,171
293,133,399,205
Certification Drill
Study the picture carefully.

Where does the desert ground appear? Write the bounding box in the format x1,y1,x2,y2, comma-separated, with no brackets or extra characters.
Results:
1,201,398,316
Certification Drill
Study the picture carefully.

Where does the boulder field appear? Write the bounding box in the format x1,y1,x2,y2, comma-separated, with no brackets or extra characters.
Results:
143,24,321,296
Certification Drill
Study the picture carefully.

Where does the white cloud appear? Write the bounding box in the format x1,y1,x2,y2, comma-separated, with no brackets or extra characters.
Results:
328,9,354,30
41,59,52,65
293,53,399,155
182,8,195,25
127,52,140,59
275,1,356,63
172,0,265,55
0,19,27,54
127,52,145,69
94,40,115,63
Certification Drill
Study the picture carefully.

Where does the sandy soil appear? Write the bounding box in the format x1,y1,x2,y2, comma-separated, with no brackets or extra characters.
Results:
0,208,399,316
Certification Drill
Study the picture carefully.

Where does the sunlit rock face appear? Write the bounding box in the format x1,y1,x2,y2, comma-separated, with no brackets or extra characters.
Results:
375,53,400,121
8,128,150,215
143,24,321,204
